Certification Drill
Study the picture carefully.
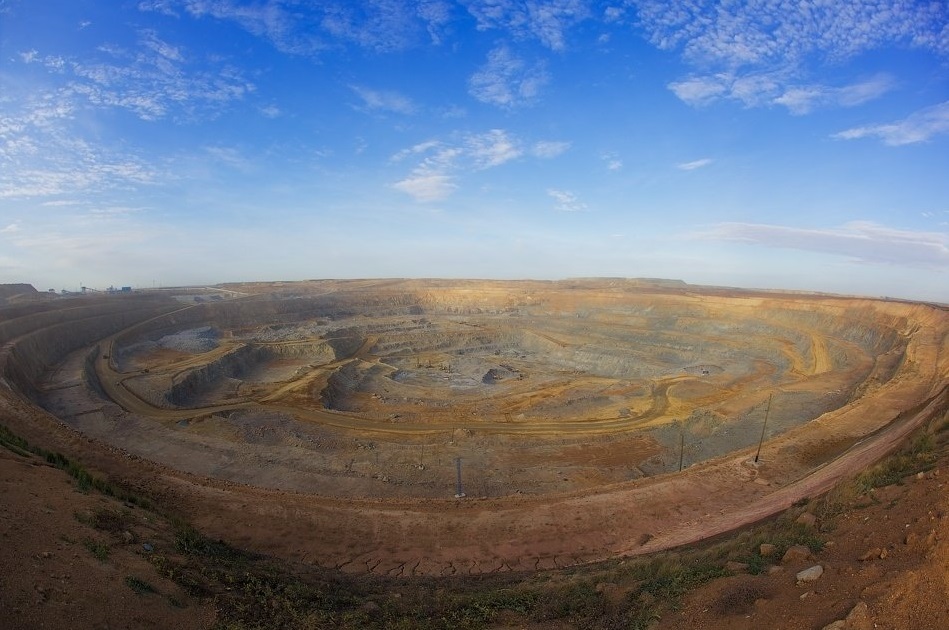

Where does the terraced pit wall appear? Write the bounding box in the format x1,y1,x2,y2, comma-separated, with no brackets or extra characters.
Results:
0,296,178,402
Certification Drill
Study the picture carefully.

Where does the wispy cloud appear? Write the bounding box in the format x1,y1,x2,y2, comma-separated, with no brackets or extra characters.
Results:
677,158,712,171
548,188,587,212
637,1,948,67
350,85,416,115
601,151,622,171
645,0,945,113
669,73,895,114
466,129,522,168
531,140,570,158
321,1,454,51
1,222,21,234
203,146,253,171
393,172,457,202
468,45,548,108
833,101,949,146
464,0,592,51
392,129,526,201
141,0,454,55
699,221,949,268
18,31,253,122
144,0,327,55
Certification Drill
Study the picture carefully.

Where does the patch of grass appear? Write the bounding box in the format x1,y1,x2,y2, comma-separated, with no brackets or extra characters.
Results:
174,525,250,562
84,539,110,562
428,585,539,628
632,555,730,601
854,434,938,493
0,423,151,509
712,578,769,616
125,576,157,595
76,506,137,534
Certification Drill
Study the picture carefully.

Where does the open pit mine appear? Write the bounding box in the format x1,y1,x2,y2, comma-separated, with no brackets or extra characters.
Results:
1,278,946,575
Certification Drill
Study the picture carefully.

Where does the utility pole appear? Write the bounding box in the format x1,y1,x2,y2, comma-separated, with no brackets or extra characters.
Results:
754,393,773,463
454,457,466,498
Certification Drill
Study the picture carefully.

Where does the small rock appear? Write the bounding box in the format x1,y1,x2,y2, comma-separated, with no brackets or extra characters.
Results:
759,543,776,557
800,591,813,600
916,471,925,480
121,531,134,544
845,601,872,630
796,512,817,528
725,561,749,573
767,565,784,575
142,543,154,553
859,547,883,561
879,548,888,560
782,544,812,564
41,551,51,559
796,564,824,583
822,621,847,630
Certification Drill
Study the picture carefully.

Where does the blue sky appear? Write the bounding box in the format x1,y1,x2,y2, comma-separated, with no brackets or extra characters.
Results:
1,1,947,301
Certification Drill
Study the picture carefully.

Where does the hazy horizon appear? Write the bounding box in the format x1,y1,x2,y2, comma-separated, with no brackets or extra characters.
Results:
1,2,947,302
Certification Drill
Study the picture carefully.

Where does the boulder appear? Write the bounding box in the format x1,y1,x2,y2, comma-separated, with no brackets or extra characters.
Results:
796,512,817,528
782,544,812,564
796,564,824,583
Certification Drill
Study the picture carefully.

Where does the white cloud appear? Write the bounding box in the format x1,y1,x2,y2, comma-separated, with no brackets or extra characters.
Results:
173,0,327,56
468,45,548,108
636,1,949,66
141,29,184,62
392,129,551,201
1,223,20,234
350,85,416,115
16,32,254,123
393,172,457,202
204,146,252,171
677,158,712,171
392,142,463,202
143,0,455,55
391,140,444,162
548,188,587,212
464,0,591,51
603,6,625,23
646,1,946,114
532,140,570,158
669,72,894,114
832,101,949,146
668,75,730,107
699,221,949,268
600,151,622,171
321,1,455,52
466,129,522,169
774,74,895,115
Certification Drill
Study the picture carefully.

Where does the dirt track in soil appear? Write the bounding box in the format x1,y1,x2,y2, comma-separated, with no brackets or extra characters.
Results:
2,279,947,576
